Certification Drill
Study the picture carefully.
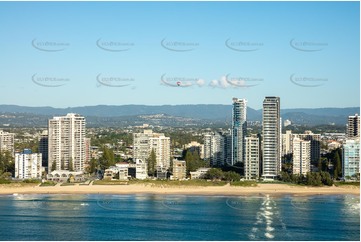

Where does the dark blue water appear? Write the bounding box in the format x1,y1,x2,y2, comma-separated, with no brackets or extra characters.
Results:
0,194,359,241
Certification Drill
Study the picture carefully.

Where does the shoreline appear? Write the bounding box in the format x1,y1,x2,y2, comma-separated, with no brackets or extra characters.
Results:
0,183,359,196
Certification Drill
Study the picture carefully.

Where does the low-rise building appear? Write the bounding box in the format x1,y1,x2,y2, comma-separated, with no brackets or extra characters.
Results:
47,170,85,182
171,160,186,180
190,167,211,179
15,149,42,179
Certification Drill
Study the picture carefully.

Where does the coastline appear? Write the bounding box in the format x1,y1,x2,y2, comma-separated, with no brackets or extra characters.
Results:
0,183,359,196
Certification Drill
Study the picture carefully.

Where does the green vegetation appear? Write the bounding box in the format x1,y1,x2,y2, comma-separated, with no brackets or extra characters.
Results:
230,181,258,187
128,179,227,187
23,179,41,184
99,146,116,169
40,181,56,186
60,183,75,186
147,149,156,176
279,171,333,186
184,150,209,175
0,151,14,177
204,168,241,182
335,181,360,187
93,180,128,185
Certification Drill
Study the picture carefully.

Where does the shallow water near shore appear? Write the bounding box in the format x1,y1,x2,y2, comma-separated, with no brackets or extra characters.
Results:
0,194,359,241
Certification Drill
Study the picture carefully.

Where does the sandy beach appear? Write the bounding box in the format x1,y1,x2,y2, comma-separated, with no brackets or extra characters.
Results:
0,183,359,196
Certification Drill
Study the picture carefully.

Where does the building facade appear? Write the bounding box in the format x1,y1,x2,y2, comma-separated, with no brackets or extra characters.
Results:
292,138,311,175
347,114,360,138
133,130,170,170
172,160,186,180
0,129,15,157
48,113,86,172
38,130,48,168
203,131,231,167
15,149,42,179
342,139,360,180
262,96,281,179
231,98,247,166
244,136,260,180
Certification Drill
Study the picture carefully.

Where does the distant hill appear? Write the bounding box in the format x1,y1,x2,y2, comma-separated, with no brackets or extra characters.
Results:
0,104,359,126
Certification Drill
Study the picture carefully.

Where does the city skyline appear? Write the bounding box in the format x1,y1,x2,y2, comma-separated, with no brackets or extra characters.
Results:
0,1,359,109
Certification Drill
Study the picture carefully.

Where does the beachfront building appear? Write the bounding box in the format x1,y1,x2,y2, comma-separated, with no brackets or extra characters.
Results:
295,131,321,163
262,96,281,179
171,160,186,180
15,149,42,179
128,159,148,180
282,130,293,156
347,114,360,138
203,130,231,167
342,139,360,180
190,168,211,179
292,138,311,175
47,170,85,182
38,130,48,168
244,135,260,180
0,129,15,156
104,165,129,181
48,113,86,172
231,98,247,166
133,130,170,170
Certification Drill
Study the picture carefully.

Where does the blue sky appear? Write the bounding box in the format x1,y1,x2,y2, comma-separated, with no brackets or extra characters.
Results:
0,1,359,109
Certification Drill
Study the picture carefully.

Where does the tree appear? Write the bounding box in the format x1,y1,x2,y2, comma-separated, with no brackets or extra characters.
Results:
68,158,74,171
205,168,223,180
333,151,342,179
147,149,156,177
61,159,65,170
223,171,241,182
51,161,57,171
86,158,97,174
99,146,115,169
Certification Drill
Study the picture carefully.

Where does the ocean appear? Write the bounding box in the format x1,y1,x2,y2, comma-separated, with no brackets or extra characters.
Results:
0,194,359,241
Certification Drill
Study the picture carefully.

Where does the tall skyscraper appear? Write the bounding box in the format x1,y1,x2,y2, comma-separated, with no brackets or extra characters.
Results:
38,130,48,168
262,96,281,179
347,114,360,138
48,113,86,172
15,149,42,179
0,129,15,157
133,130,170,170
231,98,247,166
292,138,311,175
282,130,293,156
295,131,320,163
245,135,260,180
342,139,360,180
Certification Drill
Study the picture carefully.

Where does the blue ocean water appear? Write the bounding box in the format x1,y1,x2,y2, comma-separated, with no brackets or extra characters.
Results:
0,193,359,241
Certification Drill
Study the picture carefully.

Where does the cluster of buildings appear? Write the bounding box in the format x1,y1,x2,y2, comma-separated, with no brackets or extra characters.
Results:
1,98,359,182
203,97,360,181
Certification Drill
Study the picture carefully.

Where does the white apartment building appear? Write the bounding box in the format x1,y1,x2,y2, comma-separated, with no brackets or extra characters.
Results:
15,150,42,179
232,98,247,166
0,129,15,156
204,131,231,167
133,130,170,170
245,136,260,180
292,138,311,175
282,130,293,156
262,96,281,179
48,113,86,172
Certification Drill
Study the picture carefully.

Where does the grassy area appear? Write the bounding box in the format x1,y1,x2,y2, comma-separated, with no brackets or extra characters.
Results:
230,181,258,187
40,181,56,187
93,180,129,185
60,183,75,186
128,179,227,187
335,181,360,187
